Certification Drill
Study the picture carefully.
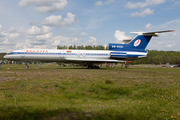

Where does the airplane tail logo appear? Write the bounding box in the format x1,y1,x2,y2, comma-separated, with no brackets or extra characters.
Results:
134,39,141,47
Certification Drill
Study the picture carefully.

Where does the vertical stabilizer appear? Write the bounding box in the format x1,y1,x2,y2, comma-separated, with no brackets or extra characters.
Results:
109,30,174,52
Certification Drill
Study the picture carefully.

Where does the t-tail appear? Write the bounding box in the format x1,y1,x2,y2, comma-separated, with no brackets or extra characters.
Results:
109,30,174,52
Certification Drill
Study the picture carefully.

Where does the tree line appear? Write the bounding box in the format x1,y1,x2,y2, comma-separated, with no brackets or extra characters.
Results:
57,45,180,64
133,50,180,64
57,45,108,50
0,53,6,60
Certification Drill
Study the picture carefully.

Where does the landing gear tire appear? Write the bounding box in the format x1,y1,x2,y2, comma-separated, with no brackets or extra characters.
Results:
88,65,100,69
125,64,128,68
94,65,97,69
88,65,91,69
94,65,100,69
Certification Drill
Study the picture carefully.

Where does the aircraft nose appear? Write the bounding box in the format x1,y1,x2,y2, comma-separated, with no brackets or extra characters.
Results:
3,55,10,59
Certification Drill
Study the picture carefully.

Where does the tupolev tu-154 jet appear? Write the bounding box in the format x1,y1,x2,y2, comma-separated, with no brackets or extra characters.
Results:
3,30,174,69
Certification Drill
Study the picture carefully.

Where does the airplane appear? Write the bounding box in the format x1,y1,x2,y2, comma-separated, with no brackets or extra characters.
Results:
3,30,174,69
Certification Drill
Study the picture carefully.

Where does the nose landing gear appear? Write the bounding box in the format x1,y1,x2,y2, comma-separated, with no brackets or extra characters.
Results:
25,63,29,69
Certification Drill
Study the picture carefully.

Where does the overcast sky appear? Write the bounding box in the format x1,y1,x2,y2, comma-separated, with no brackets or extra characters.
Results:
0,0,180,52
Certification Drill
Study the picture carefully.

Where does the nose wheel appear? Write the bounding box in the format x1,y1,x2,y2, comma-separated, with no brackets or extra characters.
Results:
25,63,29,69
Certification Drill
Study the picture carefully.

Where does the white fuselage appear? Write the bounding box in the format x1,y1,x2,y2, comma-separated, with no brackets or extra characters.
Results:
4,49,147,63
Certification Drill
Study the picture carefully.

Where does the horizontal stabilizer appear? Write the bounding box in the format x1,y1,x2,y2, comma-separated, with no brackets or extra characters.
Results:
130,30,174,37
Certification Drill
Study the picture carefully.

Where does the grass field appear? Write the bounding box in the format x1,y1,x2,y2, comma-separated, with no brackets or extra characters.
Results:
0,64,180,120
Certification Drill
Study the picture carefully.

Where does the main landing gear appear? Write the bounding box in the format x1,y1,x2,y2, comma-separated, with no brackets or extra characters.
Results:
87,65,100,69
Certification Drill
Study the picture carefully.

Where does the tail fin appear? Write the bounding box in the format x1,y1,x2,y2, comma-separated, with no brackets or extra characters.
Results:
109,30,174,52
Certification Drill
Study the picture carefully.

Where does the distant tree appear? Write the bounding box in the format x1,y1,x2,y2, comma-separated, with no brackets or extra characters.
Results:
57,45,68,49
96,45,105,50
105,45,109,50
73,45,76,49
69,45,73,49
85,45,93,50
0,53,6,60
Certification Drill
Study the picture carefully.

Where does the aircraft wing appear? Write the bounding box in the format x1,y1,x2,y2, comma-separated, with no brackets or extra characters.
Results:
65,58,125,63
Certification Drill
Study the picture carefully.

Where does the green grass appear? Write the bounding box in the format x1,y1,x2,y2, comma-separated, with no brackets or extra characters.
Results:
0,64,180,120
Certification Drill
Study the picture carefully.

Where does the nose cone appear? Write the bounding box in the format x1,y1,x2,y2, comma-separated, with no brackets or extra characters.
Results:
3,55,10,59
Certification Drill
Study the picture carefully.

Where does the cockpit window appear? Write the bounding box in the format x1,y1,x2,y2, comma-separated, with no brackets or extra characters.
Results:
8,52,14,55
